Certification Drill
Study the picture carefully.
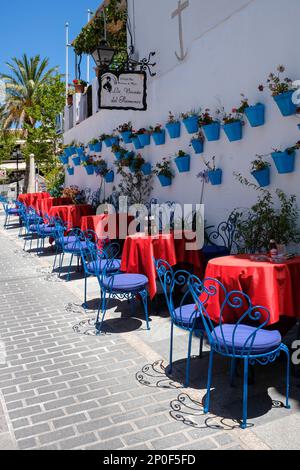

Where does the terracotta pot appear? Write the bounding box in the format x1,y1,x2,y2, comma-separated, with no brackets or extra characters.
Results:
74,84,85,94
67,95,73,106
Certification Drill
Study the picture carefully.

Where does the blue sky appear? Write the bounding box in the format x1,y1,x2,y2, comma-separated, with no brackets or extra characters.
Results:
0,0,103,83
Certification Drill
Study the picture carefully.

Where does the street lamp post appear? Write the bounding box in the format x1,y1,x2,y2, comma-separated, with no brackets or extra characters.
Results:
12,148,20,198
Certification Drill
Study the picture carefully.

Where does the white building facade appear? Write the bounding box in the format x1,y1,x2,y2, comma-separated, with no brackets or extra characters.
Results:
63,0,300,226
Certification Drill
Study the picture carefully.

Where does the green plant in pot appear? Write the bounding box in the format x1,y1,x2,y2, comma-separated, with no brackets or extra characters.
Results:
251,155,271,187
94,158,108,177
130,153,146,173
154,158,174,187
271,141,300,174
175,150,190,173
112,143,127,161
203,156,223,186
259,65,298,116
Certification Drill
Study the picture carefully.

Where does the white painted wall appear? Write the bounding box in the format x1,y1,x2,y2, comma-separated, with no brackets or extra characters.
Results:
64,0,300,227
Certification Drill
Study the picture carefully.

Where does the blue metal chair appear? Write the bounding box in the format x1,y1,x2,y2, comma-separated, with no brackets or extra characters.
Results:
189,276,291,429
83,239,150,335
154,259,205,388
3,200,20,228
56,228,93,281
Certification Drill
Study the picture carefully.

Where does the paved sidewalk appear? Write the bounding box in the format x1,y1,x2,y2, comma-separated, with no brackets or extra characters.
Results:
0,213,299,450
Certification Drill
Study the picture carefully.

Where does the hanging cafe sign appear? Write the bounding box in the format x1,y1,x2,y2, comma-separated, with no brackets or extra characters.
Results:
99,71,147,111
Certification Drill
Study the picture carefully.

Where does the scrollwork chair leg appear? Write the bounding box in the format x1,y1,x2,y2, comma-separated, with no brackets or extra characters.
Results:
241,358,249,429
204,349,214,414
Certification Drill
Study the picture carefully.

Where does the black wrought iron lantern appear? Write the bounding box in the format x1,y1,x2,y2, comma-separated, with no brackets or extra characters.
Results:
92,42,116,70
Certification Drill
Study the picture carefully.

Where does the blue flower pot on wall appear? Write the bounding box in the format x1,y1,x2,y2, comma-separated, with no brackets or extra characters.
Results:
132,137,144,150
72,156,81,167
245,103,265,127
158,175,172,187
138,134,151,147
105,171,115,183
191,138,204,154
114,152,124,161
85,165,95,176
202,122,221,141
76,147,85,157
93,141,102,152
59,155,69,165
223,121,243,142
207,169,222,185
183,116,199,134
273,91,297,117
152,131,166,146
104,138,112,148
166,122,181,139
67,168,74,176
69,146,77,156
175,155,191,173
141,163,152,176
271,151,296,174
88,144,95,152
251,167,270,187
110,137,119,146
80,154,89,164
121,131,132,144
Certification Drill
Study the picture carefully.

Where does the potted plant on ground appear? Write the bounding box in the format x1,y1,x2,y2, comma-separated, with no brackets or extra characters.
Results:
203,156,222,185
154,158,174,187
237,94,265,127
190,131,205,154
199,109,221,141
181,110,199,134
149,124,166,146
118,122,133,144
251,155,271,187
175,150,191,173
165,111,181,139
221,107,244,142
259,65,298,116
82,156,95,175
73,79,87,94
111,144,127,161
271,141,300,174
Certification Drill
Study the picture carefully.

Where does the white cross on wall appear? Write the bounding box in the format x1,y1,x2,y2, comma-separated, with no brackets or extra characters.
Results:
171,0,190,61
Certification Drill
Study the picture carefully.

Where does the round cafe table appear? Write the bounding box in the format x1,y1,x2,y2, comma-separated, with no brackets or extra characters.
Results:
121,231,205,299
80,214,134,240
49,204,95,230
205,255,300,325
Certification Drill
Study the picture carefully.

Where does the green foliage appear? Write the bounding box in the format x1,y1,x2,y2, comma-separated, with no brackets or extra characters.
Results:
45,165,65,197
154,158,174,178
0,131,17,163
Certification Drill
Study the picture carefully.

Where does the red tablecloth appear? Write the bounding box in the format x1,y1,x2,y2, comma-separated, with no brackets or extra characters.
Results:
205,255,300,325
18,192,50,208
121,232,205,299
80,214,134,240
49,204,95,229
37,197,73,216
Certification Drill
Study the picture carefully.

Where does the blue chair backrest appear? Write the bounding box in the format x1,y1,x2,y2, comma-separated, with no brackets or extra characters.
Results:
189,277,271,357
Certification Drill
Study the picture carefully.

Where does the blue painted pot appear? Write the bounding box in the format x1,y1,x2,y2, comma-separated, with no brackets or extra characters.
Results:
72,156,81,167
202,122,221,141
88,144,95,152
110,137,119,146
152,131,166,146
67,168,74,176
80,154,89,163
273,91,297,117
251,167,270,187
59,155,69,165
132,137,144,150
158,175,172,187
114,152,124,161
69,146,77,156
85,165,95,176
105,171,115,183
191,138,204,154
121,131,132,144
141,163,152,176
166,122,181,139
223,121,243,142
104,138,112,148
245,103,265,127
138,134,151,147
76,147,85,157
207,169,222,185
271,151,296,174
175,155,191,173
64,147,72,157
183,116,199,134
93,141,102,152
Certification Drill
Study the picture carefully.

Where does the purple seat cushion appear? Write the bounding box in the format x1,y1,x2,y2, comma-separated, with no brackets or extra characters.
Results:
39,226,56,235
62,236,77,244
29,224,44,231
87,259,121,274
65,241,89,252
102,273,148,292
213,324,282,355
8,208,20,215
174,304,202,329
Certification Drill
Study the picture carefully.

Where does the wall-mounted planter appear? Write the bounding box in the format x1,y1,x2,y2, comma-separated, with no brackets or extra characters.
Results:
88,144,95,152
114,152,125,161
158,175,172,187
132,137,144,150
245,103,265,127
251,167,270,187
166,122,181,139
80,155,89,164
104,138,112,148
67,168,74,176
76,147,85,157
223,121,243,142
72,156,81,167
105,171,115,183
64,147,72,157
207,169,222,186
191,138,204,154
271,151,296,174
85,165,95,176
138,134,151,147
93,141,102,152
183,116,199,134
110,137,119,146
175,155,191,173
121,131,132,144
152,131,166,146
273,91,297,117
202,122,221,141
141,163,152,176
59,155,69,165
69,146,77,156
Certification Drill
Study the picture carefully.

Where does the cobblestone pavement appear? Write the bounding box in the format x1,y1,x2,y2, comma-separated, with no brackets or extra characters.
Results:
0,212,300,450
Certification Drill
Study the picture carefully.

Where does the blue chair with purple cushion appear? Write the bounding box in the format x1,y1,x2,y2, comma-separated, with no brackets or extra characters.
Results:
189,276,291,429
56,229,95,281
154,259,205,388
3,200,20,228
84,240,150,335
